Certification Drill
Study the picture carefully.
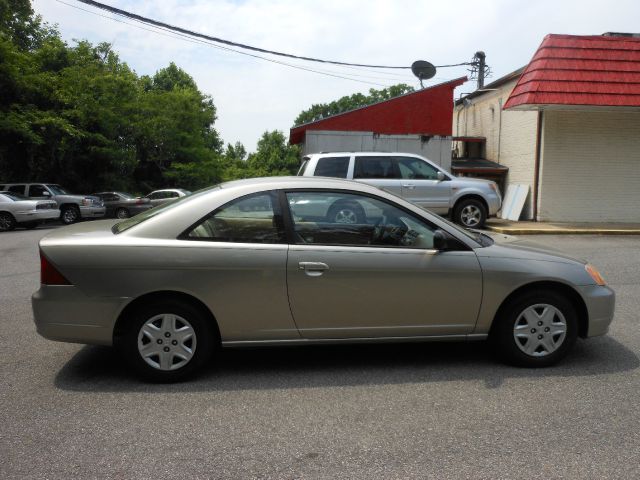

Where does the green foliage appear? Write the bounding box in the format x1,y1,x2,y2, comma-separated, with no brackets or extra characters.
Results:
0,2,300,194
293,84,415,126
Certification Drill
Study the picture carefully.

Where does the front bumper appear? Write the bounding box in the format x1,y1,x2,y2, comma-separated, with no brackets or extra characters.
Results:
577,284,615,337
32,285,128,346
486,192,502,217
79,205,106,219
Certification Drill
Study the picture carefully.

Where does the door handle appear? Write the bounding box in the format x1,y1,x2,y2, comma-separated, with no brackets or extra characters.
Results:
402,184,416,189
298,262,329,276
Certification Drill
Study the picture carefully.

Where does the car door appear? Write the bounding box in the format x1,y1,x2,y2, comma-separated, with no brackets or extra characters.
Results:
284,190,483,339
353,156,403,197
179,191,299,341
396,156,451,214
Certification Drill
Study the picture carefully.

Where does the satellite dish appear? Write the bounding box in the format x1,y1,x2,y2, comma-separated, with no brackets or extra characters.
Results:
411,60,436,87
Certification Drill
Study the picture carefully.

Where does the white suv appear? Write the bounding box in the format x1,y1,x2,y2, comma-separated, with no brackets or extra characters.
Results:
298,152,501,228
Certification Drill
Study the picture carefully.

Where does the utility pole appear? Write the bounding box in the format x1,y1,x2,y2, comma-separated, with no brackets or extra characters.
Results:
475,51,486,89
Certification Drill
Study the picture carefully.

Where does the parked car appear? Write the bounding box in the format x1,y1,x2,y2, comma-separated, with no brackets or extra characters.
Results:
32,177,614,382
0,183,105,225
144,188,191,207
0,191,60,231
298,152,502,228
92,191,153,219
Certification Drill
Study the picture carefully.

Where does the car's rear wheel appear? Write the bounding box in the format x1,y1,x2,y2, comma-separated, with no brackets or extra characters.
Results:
0,212,16,232
121,299,215,382
115,207,130,219
491,290,578,367
453,198,487,228
61,205,80,225
327,201,365,224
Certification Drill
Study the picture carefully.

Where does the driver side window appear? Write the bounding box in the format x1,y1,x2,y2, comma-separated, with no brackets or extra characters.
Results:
286,191,437,248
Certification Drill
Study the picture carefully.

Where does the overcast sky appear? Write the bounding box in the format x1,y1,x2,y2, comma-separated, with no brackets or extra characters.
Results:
33,0,640,152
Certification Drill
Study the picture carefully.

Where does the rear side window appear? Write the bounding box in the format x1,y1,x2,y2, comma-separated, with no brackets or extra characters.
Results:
314,157,350,178
354,157,399,179
185,193,285,244
7,185,26,194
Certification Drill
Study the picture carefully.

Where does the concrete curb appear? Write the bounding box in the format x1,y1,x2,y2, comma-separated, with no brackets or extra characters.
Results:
486,226,640,235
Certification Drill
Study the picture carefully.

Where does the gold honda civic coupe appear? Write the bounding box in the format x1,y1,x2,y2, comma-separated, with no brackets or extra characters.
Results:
33,177,615,382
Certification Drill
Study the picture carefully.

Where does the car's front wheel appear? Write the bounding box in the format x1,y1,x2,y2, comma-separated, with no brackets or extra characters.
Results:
491,290,578,367
61,205,80,225
121,299,216,382
453,198,487,228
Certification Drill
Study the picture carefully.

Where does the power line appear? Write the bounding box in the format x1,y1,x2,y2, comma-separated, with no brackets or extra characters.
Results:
55,0,403,87
74,0,412,69
74,0,470,72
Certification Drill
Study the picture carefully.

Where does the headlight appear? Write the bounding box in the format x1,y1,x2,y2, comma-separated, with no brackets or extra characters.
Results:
585,264,606,286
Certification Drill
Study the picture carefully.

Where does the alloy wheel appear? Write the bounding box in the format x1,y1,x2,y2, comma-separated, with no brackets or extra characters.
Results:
460,205,481,227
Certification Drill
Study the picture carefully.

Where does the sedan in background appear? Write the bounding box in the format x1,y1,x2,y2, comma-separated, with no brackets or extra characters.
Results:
93,192,153,219
144,188,191,207
32,177,615,382
0,191,59,231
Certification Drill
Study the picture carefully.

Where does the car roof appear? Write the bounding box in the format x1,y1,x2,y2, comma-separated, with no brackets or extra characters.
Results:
304,151,426,158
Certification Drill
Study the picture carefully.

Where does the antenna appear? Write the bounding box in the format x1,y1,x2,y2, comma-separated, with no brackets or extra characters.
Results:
411,60,436,88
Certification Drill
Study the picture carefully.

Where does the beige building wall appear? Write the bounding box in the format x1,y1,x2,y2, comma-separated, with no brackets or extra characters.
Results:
539,110,640,222
454,79,538,219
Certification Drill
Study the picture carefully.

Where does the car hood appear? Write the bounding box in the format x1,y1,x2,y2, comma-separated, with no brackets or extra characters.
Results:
475,231,586,265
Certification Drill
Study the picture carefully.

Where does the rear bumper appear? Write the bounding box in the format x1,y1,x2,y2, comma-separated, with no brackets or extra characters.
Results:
577,284,615,337
79,206,106,219
32,285,128,346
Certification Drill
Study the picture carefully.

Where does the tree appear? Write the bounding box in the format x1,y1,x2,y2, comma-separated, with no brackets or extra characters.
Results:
246,131,300,176
0,3,224,193
293,84,415,126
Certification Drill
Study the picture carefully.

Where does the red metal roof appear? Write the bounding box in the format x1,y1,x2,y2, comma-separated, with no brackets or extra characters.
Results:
290,77,467,144
504,34,640,110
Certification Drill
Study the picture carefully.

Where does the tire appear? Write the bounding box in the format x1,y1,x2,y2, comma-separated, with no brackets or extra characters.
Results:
120,299,216,382
60,205,80,225
453,198,487,228
0,212,16,232
327,201,365,224
115,207,130,219
490,290,578,367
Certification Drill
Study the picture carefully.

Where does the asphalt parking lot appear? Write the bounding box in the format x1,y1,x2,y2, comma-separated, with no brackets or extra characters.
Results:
1,227,639,479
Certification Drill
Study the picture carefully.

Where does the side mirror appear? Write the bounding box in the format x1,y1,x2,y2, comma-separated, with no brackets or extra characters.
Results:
42,191,51,197
433,229,448,250
436,171,446,182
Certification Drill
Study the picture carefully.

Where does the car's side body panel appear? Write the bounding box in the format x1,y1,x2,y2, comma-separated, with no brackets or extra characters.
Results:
287,244,482,338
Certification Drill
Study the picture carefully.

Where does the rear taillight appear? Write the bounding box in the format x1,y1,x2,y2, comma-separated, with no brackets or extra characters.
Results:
40,251,71,285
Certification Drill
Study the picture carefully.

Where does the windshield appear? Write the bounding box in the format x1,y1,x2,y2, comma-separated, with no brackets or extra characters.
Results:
46,184,70,195
112,185,220,234
116,192,134,199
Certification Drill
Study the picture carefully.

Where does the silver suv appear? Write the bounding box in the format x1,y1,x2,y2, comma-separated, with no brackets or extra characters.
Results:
1,183,105,225
298,152,501,228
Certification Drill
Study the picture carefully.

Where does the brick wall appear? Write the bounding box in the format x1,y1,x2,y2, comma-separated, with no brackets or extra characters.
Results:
539,110,640,222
